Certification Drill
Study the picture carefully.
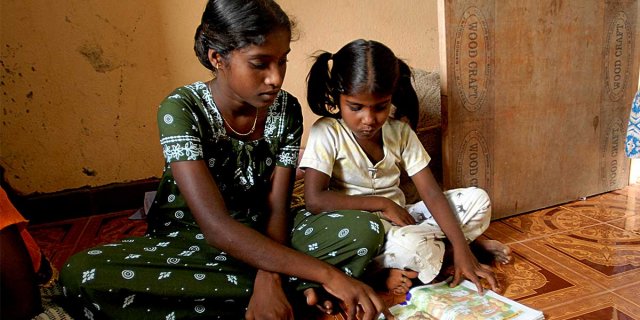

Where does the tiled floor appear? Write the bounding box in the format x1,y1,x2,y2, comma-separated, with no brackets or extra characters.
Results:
28,184,640,319
336,183,640,319
481,183,640,319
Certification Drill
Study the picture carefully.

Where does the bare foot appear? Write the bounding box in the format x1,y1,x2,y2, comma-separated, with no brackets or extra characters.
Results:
303,287,334,315
385,269,418,295
475,239,512,264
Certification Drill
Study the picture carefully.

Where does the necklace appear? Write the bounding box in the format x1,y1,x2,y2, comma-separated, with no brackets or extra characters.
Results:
219,107,258,136
208,81,258,136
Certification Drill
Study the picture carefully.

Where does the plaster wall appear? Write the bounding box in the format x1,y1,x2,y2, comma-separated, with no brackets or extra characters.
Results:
0,0,440,194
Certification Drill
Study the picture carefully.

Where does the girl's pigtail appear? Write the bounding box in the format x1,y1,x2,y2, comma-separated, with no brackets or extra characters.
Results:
392,60,420,129
306,52,340,118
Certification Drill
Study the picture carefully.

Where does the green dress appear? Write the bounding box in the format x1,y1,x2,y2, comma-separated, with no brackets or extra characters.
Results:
59,81,302,319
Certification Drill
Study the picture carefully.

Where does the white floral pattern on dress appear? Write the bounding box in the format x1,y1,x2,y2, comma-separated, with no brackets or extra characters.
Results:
122,294,135,308
226,275,238,285
369,221,380,233
162,140,203,162
82,269,96,283
84,307,94,320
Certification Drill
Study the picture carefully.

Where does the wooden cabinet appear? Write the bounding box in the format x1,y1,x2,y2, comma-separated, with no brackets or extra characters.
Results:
437,0,640,218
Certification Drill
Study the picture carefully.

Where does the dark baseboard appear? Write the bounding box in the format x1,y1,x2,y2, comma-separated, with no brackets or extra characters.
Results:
12,178,160,225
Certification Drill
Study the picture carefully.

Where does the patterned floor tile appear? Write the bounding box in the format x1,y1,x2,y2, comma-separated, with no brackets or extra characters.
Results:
487,206,603,242
614,282,640,310
590,184,640,208
483,220,522,244
542,291,640,319
519,225,640,290
561,196,638,223
490,242,604,311
608,215,640,235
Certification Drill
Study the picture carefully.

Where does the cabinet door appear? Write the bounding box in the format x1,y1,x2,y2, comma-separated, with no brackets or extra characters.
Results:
438,0,640,219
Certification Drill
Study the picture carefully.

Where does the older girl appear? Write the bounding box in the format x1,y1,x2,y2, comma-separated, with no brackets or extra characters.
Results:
60,2,385,319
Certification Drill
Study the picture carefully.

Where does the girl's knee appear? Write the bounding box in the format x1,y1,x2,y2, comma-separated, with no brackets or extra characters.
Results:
475,187,491,204
291,210,385,257
341,210,385,247
465,187,490,205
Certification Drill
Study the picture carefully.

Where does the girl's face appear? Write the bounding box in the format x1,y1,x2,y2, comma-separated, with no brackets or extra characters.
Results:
339,92,393,141
216,28,291,109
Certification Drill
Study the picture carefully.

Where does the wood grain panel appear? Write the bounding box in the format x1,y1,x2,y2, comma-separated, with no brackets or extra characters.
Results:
438,0,640,218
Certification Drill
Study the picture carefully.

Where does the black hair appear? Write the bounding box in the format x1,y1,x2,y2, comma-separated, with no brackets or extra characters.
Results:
194,0,294,71
306,39,419,128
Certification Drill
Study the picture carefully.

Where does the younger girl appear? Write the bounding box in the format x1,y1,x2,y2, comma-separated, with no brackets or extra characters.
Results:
296,39,512,298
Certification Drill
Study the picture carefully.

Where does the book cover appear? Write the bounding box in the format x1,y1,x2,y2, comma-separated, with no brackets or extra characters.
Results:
382,280,544,320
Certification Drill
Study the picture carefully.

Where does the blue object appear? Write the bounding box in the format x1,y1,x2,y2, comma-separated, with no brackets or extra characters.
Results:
626,89,640,158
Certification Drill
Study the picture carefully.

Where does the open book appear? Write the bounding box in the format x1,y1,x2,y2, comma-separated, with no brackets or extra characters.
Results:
382,280,544,320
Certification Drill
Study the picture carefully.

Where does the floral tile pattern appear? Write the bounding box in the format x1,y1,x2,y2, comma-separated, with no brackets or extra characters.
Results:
542,291,640,319
608,215,640,235
492,207,603,242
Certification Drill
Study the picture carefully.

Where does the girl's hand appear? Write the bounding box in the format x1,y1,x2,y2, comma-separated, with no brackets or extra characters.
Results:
245,271,293,320
382,201,416,226
322,272,389,320
449,245,499,295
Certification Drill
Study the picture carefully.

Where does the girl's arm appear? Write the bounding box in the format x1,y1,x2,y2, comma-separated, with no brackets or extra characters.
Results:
304,168,415,226
171,160,386,320
247,165,296,319
411,166,498,294
265,165,294,243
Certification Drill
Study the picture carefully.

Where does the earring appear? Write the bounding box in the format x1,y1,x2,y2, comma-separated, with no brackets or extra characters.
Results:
211,62,220,80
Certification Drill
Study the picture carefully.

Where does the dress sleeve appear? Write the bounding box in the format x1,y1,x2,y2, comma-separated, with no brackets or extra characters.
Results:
275,94,303,168
156,90,204,163
401,124,431,177
299,118,338,177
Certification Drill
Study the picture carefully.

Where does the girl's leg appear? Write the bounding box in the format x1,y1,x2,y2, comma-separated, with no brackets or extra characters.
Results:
381,269,419,295
444,187,491,240
407,187,492,240
60,234,256,319
375,224,446,286
290,209,385,285
442,187,512,264
471,239,512,264
408,187,511,266
290,209,385,313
